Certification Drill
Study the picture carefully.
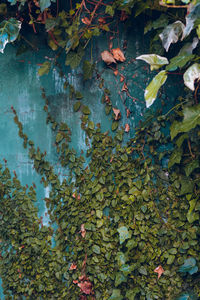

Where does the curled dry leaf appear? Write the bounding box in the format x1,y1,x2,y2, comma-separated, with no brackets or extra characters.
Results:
122,82,128,92
69,263,77,270
120,75,125,82
154,265,164,279
125,123,130,132
126,109,130,117
113,108,121,120
101,50,116,65
81,224,86,238
112,48,126,62
81,17,91,25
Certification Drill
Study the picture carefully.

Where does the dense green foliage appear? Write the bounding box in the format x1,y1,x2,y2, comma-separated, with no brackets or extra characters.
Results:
0,0,200,299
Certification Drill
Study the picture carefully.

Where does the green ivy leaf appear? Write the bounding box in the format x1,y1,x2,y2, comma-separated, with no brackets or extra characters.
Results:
73,101,81,112
184,159,199,177
115,272,127,287
38,61,51,76
117,226,131,244
105,5,115,17
170,104,200,139
166,54,195,72
92,245,101,254
83,60,94,80
65,47,85,69
144,71,168,108
168,148,183,168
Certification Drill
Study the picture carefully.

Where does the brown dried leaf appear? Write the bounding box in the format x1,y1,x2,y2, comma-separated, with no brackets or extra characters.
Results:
78,281,93,295
114,69,119,76
113,108,121,120
154,265,164,279
126,109,130,117
111,48,126,62
81,224,86,238
101,50,116,65
125,123,130,132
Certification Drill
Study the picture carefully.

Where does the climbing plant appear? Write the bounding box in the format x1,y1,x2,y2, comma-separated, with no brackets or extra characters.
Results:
0,0,200,299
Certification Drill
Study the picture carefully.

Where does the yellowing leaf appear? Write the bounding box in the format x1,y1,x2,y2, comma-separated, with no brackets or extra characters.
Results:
144,71,167,108
136,54,168,71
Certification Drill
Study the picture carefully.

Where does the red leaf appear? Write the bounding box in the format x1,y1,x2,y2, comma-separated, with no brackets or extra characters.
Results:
81,17,91,25
73,280,78,284
125,124,130,132
78,281,93,295
112,108,121,120
120,10,129,21
69,263,77,270
113,69,118,76
111,48,126,62
101,50,116,65
98,17,106,24
154,265,164,279
81,224,86,238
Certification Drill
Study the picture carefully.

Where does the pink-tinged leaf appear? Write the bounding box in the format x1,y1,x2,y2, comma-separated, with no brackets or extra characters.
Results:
125,124,130,132
69,263,77,270
81,224,86,238
154,265,164,279
113,108,121,120
112,48,126,62
78,281,93,295
101,50,116,64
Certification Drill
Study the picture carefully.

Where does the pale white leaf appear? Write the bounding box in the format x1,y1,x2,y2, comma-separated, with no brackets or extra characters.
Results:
159,21,185,52
183,63,200,91
144,71,167,108
136,54,169,71
182,3,200,40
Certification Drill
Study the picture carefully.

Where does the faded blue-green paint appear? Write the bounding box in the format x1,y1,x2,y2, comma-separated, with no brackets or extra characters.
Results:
0,21,182,297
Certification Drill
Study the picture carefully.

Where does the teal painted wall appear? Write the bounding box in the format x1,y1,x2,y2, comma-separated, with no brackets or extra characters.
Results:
0,20,181,297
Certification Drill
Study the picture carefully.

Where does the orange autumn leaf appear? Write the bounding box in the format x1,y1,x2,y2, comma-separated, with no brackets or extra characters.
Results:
112,108,121,120
125,123,130,132
101,50,116,65
154,265,164,279
111,48,126,62
81,224,86,238
113,69,119,76
120,75,125,82
69,263,77,270
82,17,91,25
122,82,128,92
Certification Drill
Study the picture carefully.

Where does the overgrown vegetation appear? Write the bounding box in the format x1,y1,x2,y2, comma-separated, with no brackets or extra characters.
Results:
0,0,200,299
